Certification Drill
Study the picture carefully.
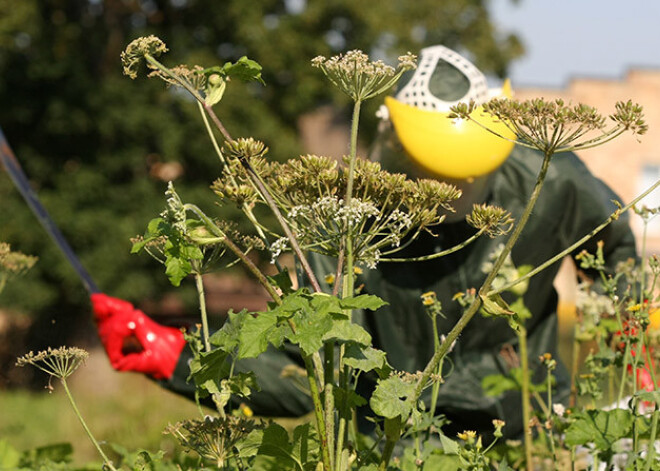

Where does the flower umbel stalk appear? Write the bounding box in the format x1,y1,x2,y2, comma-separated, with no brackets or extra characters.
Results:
16,348,118,471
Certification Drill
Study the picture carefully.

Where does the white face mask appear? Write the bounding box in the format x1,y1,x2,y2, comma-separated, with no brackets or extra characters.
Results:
394,45,489,112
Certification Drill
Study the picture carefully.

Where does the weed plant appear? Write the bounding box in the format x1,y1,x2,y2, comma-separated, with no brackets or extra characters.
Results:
4,36,660,470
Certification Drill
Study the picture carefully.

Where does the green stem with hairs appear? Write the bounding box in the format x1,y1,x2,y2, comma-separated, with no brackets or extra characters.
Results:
517,325,534,471
61,378,118,471
381,227,487,262
334,99,363,468
490,178,660,297
194,272,211,353
413,149,554,404
303,354,333,471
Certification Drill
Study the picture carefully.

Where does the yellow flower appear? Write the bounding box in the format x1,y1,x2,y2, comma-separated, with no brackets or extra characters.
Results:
421,291,436,306
240,404,254,418
324,273,336,285
353,266,363,275
457,430,476,442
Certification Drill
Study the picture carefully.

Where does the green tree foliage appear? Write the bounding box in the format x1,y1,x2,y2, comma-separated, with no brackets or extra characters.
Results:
0,0,523,344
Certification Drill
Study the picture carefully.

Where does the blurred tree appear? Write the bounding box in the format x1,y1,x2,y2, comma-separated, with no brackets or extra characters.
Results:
0,0,523,349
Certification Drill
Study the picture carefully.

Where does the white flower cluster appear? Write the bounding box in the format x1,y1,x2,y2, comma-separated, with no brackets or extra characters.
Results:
311,49,416,101
269,237,289,264
575,281,615,324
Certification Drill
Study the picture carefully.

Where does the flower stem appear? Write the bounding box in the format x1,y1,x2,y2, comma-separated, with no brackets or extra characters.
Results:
303,355,332,471
334,99,363,467
517,325,534,471
490,177,660,297
414,150,554,401
194,272,211,353
61,378,118,471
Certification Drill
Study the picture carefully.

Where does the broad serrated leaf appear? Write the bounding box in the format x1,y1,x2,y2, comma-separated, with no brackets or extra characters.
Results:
179,243,204,260
235,428,265,459
288,309,334,356
343,344,388,373
370,376,416,419
274,290,313,315
323,319,371,345
439,433,460,455
238,311,282,358
339,294,388,311
255,422,302,470
223,56,265,84
209,309,248,352
564,409,633,450
188,348,230,397
164,256,191,286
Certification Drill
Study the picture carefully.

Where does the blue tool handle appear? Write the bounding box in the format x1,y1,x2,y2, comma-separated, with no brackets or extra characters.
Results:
0,127,100,294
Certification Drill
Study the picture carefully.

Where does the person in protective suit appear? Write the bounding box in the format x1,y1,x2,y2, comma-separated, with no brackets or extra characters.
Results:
90,45,638,439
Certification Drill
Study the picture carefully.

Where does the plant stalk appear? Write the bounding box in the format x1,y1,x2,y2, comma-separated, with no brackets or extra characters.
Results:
194,272,212,352
414,150,554,401
490,178,660,297
61,378,118,471
517,325,534,471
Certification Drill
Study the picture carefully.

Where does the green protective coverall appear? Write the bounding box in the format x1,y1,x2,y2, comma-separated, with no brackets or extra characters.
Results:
160,135,637,439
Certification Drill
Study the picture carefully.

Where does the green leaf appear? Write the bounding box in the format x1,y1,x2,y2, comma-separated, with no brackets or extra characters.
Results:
235,428,265,459
323,319,371,345
19,443,73,467
164,255,191,286
188,348,231,397
343,344,388,373
238,311,283,358
334,387,367,408
223,56,265,84
479,292,514,317
482,373,520,396
370,376,416,419
179,243,204,260
439,433,460,455
291,423,320,471
255,422,302,470
289,312,333,356
510,297,531,321
226,371,260,397
339,294,388,311
209,309,248,352
564,409,634,450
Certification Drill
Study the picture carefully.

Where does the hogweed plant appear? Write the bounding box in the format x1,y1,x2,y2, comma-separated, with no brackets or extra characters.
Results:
110,35,659,470
0,241,37,294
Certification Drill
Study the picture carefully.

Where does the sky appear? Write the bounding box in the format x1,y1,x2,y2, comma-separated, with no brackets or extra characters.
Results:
488,0,660,88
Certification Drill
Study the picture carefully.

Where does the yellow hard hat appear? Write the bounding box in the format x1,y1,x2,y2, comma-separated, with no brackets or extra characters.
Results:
385,45,516,180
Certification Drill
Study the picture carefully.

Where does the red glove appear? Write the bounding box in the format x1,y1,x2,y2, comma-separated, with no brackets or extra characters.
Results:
90,293,187,380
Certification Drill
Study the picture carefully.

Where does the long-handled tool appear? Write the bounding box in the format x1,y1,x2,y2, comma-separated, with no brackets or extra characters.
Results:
0,127,191,371
0,127,100,295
